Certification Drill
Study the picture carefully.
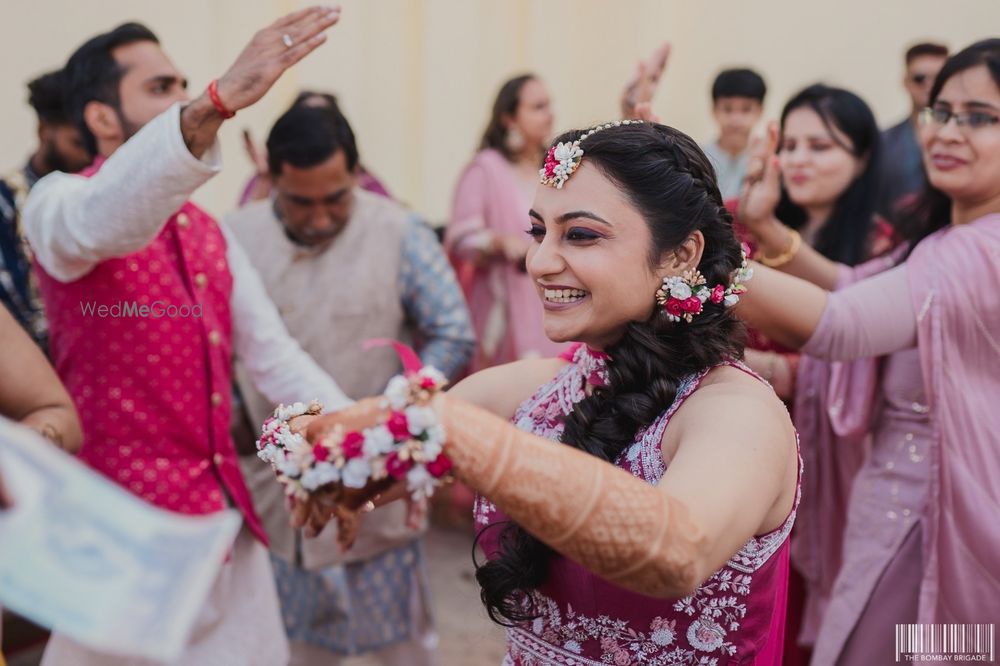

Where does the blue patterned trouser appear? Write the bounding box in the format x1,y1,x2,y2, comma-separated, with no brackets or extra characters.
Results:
272,540,431,656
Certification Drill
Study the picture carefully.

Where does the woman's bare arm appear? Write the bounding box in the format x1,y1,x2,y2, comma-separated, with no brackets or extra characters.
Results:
0,307,82,453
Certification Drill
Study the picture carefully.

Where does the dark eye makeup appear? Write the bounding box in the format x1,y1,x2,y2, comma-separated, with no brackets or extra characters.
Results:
525,224,602,242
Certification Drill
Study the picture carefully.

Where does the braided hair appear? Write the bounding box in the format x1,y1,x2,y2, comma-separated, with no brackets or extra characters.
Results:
475,122,746,625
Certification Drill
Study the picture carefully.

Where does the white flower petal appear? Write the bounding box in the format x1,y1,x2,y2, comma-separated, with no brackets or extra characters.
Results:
342,458,372,488
420,367,446,386
384,375,411,410
363,425,395,456
404,405,437,434
277,457,302,478
670,282,692,300
421,440,443,461
406,465,436,500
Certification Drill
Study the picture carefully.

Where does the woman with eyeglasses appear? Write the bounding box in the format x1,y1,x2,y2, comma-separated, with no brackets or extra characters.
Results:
737,39,1000,665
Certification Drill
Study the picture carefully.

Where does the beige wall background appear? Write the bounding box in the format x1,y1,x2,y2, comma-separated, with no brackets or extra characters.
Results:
0,0,996,223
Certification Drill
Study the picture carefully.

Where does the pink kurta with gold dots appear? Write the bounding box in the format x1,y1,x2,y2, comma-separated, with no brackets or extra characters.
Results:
34,158,266,543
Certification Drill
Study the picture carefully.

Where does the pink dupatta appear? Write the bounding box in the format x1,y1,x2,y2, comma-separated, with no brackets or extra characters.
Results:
907,213,1000,624
792,248,905,643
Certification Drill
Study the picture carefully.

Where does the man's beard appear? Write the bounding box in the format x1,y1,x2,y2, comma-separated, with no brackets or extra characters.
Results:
83,107,143,160
116,108,143,143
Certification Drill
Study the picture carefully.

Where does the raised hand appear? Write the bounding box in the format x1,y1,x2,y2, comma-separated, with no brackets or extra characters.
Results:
214,6,341,113
181,6,341,157
737,120,782,232
621,42,671,119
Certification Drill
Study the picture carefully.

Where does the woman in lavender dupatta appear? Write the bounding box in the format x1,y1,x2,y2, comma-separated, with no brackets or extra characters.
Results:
446,75,568,371
738,39,1000,665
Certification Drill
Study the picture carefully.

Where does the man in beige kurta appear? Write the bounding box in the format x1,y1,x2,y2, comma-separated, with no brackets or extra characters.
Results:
227,101,474,666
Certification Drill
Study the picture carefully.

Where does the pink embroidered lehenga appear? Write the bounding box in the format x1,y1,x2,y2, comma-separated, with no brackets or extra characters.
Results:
475,344,800,665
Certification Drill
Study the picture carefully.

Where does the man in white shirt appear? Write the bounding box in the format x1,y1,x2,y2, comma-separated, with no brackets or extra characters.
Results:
23,8,349,665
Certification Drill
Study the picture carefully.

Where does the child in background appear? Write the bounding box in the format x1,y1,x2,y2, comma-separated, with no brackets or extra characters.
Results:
702,68,767,199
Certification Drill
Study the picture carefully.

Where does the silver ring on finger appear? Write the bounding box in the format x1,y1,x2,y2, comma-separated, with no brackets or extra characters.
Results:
282,33,294,49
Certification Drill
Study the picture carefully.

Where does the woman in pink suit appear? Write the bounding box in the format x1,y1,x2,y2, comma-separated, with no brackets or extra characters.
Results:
447,75,568,370
737,39,1000,665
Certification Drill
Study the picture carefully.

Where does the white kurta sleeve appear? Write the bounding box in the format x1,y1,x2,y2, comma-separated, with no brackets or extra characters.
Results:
23,103,221,282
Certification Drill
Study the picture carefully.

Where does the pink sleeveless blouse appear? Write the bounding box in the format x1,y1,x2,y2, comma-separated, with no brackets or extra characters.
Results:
475,344,800,665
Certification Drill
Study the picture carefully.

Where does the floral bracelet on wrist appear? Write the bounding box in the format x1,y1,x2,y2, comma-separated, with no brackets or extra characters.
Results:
256,341,453,503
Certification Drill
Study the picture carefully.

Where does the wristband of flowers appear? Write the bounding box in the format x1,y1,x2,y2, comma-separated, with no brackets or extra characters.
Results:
256,399,324,468
256,341,454,503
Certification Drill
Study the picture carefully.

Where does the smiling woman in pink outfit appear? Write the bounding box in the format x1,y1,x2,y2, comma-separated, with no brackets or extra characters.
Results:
300,120,800,665
737,39,1000,665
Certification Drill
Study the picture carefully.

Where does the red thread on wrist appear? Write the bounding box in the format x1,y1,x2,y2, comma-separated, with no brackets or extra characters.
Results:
207,80,235,119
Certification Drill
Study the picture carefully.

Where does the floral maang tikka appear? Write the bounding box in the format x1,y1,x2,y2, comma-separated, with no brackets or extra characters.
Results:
540,120,643,189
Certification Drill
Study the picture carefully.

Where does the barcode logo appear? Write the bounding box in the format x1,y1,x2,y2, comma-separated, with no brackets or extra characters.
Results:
896,624,995,662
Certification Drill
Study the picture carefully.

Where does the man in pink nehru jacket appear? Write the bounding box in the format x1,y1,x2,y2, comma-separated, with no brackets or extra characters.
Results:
23,7,350,665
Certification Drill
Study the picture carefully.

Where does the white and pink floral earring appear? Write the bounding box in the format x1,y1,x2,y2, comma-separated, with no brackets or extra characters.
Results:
654,248,753,323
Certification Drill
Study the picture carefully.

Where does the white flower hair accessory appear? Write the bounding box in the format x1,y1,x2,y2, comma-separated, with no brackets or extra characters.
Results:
539,119,643,189
655,245,753,323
